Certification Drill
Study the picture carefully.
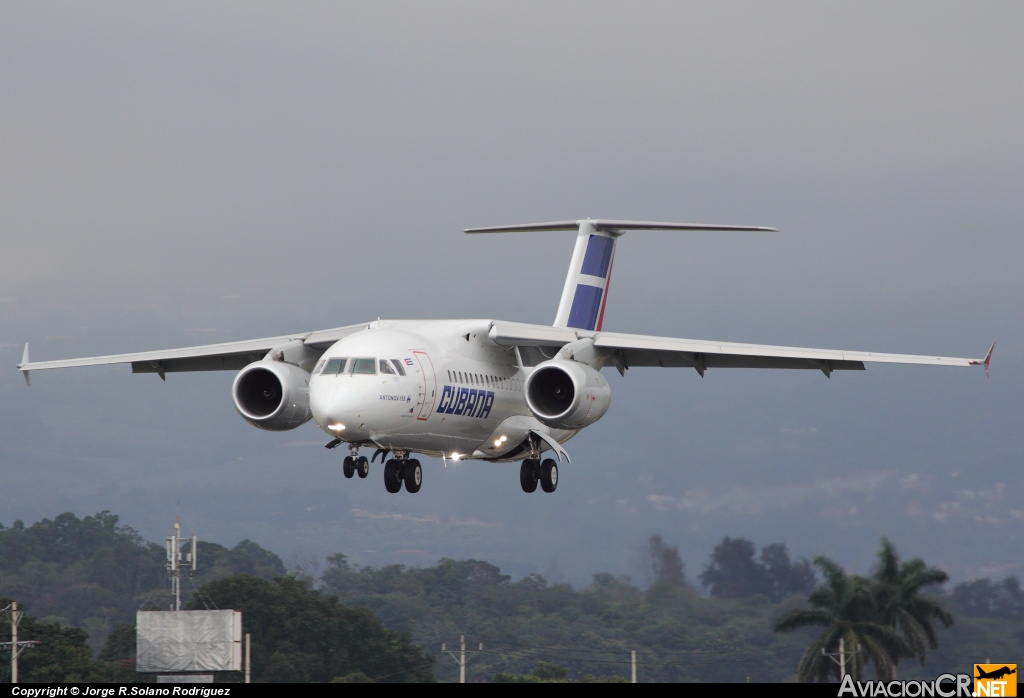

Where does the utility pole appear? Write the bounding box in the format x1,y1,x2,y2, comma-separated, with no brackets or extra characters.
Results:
9,602,17,684
822,636,858,681
2,603,38,684
442,635,482,683
631,649,637,683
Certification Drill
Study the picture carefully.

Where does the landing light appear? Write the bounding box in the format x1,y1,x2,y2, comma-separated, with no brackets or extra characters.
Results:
451,453,461,461
328,423,346,432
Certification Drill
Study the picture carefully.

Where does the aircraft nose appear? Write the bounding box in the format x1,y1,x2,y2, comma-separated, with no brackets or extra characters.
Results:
311,382,367,439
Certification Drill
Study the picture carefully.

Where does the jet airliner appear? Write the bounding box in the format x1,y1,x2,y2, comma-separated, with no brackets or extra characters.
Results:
17,220,993,494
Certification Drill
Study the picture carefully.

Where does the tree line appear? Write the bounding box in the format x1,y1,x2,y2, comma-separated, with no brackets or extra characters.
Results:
2,512,1022,682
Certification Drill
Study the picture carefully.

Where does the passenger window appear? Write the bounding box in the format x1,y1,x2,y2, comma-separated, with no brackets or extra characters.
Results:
322,358,347,375
391,359,406,376
352,358,377,375
379,359,396,375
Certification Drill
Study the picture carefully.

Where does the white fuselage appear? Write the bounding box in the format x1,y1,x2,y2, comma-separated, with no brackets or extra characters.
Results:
308,319,575,461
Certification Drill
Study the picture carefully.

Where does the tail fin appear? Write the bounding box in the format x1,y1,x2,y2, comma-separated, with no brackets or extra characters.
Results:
465,219,775,331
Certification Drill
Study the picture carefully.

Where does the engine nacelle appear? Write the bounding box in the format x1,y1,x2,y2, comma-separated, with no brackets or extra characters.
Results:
232,360,312,431
525,359,611,430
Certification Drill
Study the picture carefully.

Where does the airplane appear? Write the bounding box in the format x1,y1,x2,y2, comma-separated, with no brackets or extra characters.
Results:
17,219,994,495
975,666,1016,681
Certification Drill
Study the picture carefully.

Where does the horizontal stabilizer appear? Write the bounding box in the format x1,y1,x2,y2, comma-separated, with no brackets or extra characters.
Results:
465,219,776,235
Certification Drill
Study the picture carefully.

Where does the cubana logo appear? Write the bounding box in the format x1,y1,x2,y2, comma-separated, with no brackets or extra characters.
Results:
435,385,494,419
975,665,1017,697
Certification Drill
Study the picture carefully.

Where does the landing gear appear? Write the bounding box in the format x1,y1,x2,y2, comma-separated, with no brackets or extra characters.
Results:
520,459,539,493
520,457,558,493
404,459,422,493
540,458,558,493
383,455,423,493
384,459,403,493
342,446,371,480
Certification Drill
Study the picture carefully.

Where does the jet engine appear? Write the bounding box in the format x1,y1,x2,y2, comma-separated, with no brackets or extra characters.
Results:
232,360,312,431
525,359,611,430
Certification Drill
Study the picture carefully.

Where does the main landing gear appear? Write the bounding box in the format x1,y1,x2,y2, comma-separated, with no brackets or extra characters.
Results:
520,458,557,494
384,457,422,494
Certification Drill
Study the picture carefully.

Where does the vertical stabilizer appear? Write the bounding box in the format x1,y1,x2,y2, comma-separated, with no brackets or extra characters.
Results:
464,219,775,332
553,221,617,331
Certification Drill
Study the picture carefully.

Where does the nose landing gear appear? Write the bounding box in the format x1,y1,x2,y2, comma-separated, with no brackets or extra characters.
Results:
342,444,370,479
343,455,369,478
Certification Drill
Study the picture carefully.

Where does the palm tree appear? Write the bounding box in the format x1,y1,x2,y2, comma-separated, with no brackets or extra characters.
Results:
871,538,954,667
774,556,909,682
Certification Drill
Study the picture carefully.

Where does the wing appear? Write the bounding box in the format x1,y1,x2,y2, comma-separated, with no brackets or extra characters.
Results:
487,322,992,378
17,322,372,381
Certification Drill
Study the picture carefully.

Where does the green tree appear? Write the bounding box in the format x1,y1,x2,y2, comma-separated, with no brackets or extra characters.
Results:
647,535,688,588
870,538,953,666
773,557,909,682
701,537,816,601
185,574,435,682
93,623,139,682
760,543,817,602
700,537,770,599
949,576,1024,619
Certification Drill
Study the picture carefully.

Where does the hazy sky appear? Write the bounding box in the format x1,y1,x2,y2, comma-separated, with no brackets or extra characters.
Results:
2,3,1022,586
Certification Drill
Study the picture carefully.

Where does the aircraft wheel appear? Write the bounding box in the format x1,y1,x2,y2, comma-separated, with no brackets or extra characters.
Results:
404,459,422,493
356,456,370,478
520,459,539,493
383,459,403,493
540,458,558,493
342,456,355,479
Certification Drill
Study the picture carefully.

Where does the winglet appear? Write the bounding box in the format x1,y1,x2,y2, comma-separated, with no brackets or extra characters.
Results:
18,343,30,386
984,340,995,380
970,340,996,380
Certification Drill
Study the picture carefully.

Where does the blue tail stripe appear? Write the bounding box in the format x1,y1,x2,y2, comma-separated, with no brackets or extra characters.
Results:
567,284,604,330
580,235,615,278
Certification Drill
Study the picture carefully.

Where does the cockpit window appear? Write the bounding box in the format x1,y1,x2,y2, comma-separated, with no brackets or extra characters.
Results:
313,359,326,375
391,359,407,376
351,358,377,375
322,358,347,375
379,359,396,375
